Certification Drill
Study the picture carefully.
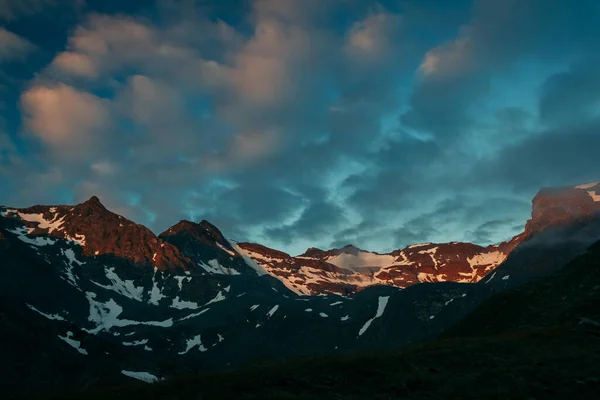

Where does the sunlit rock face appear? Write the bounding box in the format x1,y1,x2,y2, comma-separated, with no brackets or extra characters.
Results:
524,182,600,237
1,196,190,270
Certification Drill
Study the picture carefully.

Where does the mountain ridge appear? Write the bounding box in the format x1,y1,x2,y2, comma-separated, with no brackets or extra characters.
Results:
3,181,600,295
2,180,600,396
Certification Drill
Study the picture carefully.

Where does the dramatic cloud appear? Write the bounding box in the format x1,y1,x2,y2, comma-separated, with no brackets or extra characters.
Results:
1,0,599,255
345,7,402,61
20,83,111,157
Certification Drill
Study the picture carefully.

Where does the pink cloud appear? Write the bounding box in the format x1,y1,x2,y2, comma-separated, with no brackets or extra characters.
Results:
20,83,111,152
345,8,402,60
50,51,98,78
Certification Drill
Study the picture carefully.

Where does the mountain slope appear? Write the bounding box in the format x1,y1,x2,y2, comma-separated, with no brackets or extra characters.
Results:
2,180,600,397
445,238,600,338
32,240,600,399
0,197,189,270
236,241,512,296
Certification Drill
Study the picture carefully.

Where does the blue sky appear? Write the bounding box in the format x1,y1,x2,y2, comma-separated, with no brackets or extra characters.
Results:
1,0,600,255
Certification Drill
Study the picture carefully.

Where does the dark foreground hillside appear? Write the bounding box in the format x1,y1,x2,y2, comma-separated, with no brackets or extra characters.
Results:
25,327,600,400
24,241,600,400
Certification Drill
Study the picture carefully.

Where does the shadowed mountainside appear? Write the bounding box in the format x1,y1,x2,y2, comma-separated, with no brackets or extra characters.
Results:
24,239,600,400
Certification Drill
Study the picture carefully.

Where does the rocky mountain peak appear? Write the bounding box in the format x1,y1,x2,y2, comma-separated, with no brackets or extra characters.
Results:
198,220,229,243
77,196,108,214
0,199,190,271
299,247,327,258
86,195,103,206
339,244,362,254
160,219,234,253
524,182,600,238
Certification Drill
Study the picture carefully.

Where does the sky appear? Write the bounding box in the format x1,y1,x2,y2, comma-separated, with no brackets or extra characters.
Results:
1,0,600,255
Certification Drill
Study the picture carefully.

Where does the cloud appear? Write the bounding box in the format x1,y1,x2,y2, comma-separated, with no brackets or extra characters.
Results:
0,0,53,20
392,196,530,248
115,74,183,125
0,0,85,21
90,160,117,176
3,0,600,257
470,119,600,192
419,35,472,77
0,27,36,61
404,0,600,142
20,83,111,157
538,58,600,127
50,51,98,78
468,218,520,243
47,13,206,82
345,7,402,61
264,198,348,246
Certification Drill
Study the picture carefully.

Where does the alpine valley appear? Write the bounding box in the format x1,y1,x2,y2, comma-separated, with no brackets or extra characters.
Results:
2,181,600,398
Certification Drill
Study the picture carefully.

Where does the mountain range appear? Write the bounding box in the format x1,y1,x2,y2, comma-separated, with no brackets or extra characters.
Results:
1,180,600,397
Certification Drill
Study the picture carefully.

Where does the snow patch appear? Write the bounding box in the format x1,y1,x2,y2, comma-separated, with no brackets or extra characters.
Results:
13,211,65,233
407,243,432,249
27,304,65,321
358,296,390,337
575,181,600,190
64,232,86,247
63,248,84,266
179,308,210,321
216,242,237,257
483,271,497,284
198,259,241,275
8,226,56,246
586,190,600,202
467,251,507,270
417,272,447,283
123,339,149,347
326,252,396,271
91,267,144,301
267,305,279,318
171,296,199,310
148,269,166,306
205,291,226,306
121,370,161,383
58,331,88,355
178,335,207,354
174,275,191,291
84,293,173,334
227,240,268,276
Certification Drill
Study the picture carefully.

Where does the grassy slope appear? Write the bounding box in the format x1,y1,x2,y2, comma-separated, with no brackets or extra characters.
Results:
25,242,600,400
445,240,600,337
34,327,600,400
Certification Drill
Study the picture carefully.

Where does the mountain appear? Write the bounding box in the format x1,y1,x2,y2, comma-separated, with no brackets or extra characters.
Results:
0,196,190,270
55,238,600,400
235,240,513,296
1,180,600,396
236,181,600,296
